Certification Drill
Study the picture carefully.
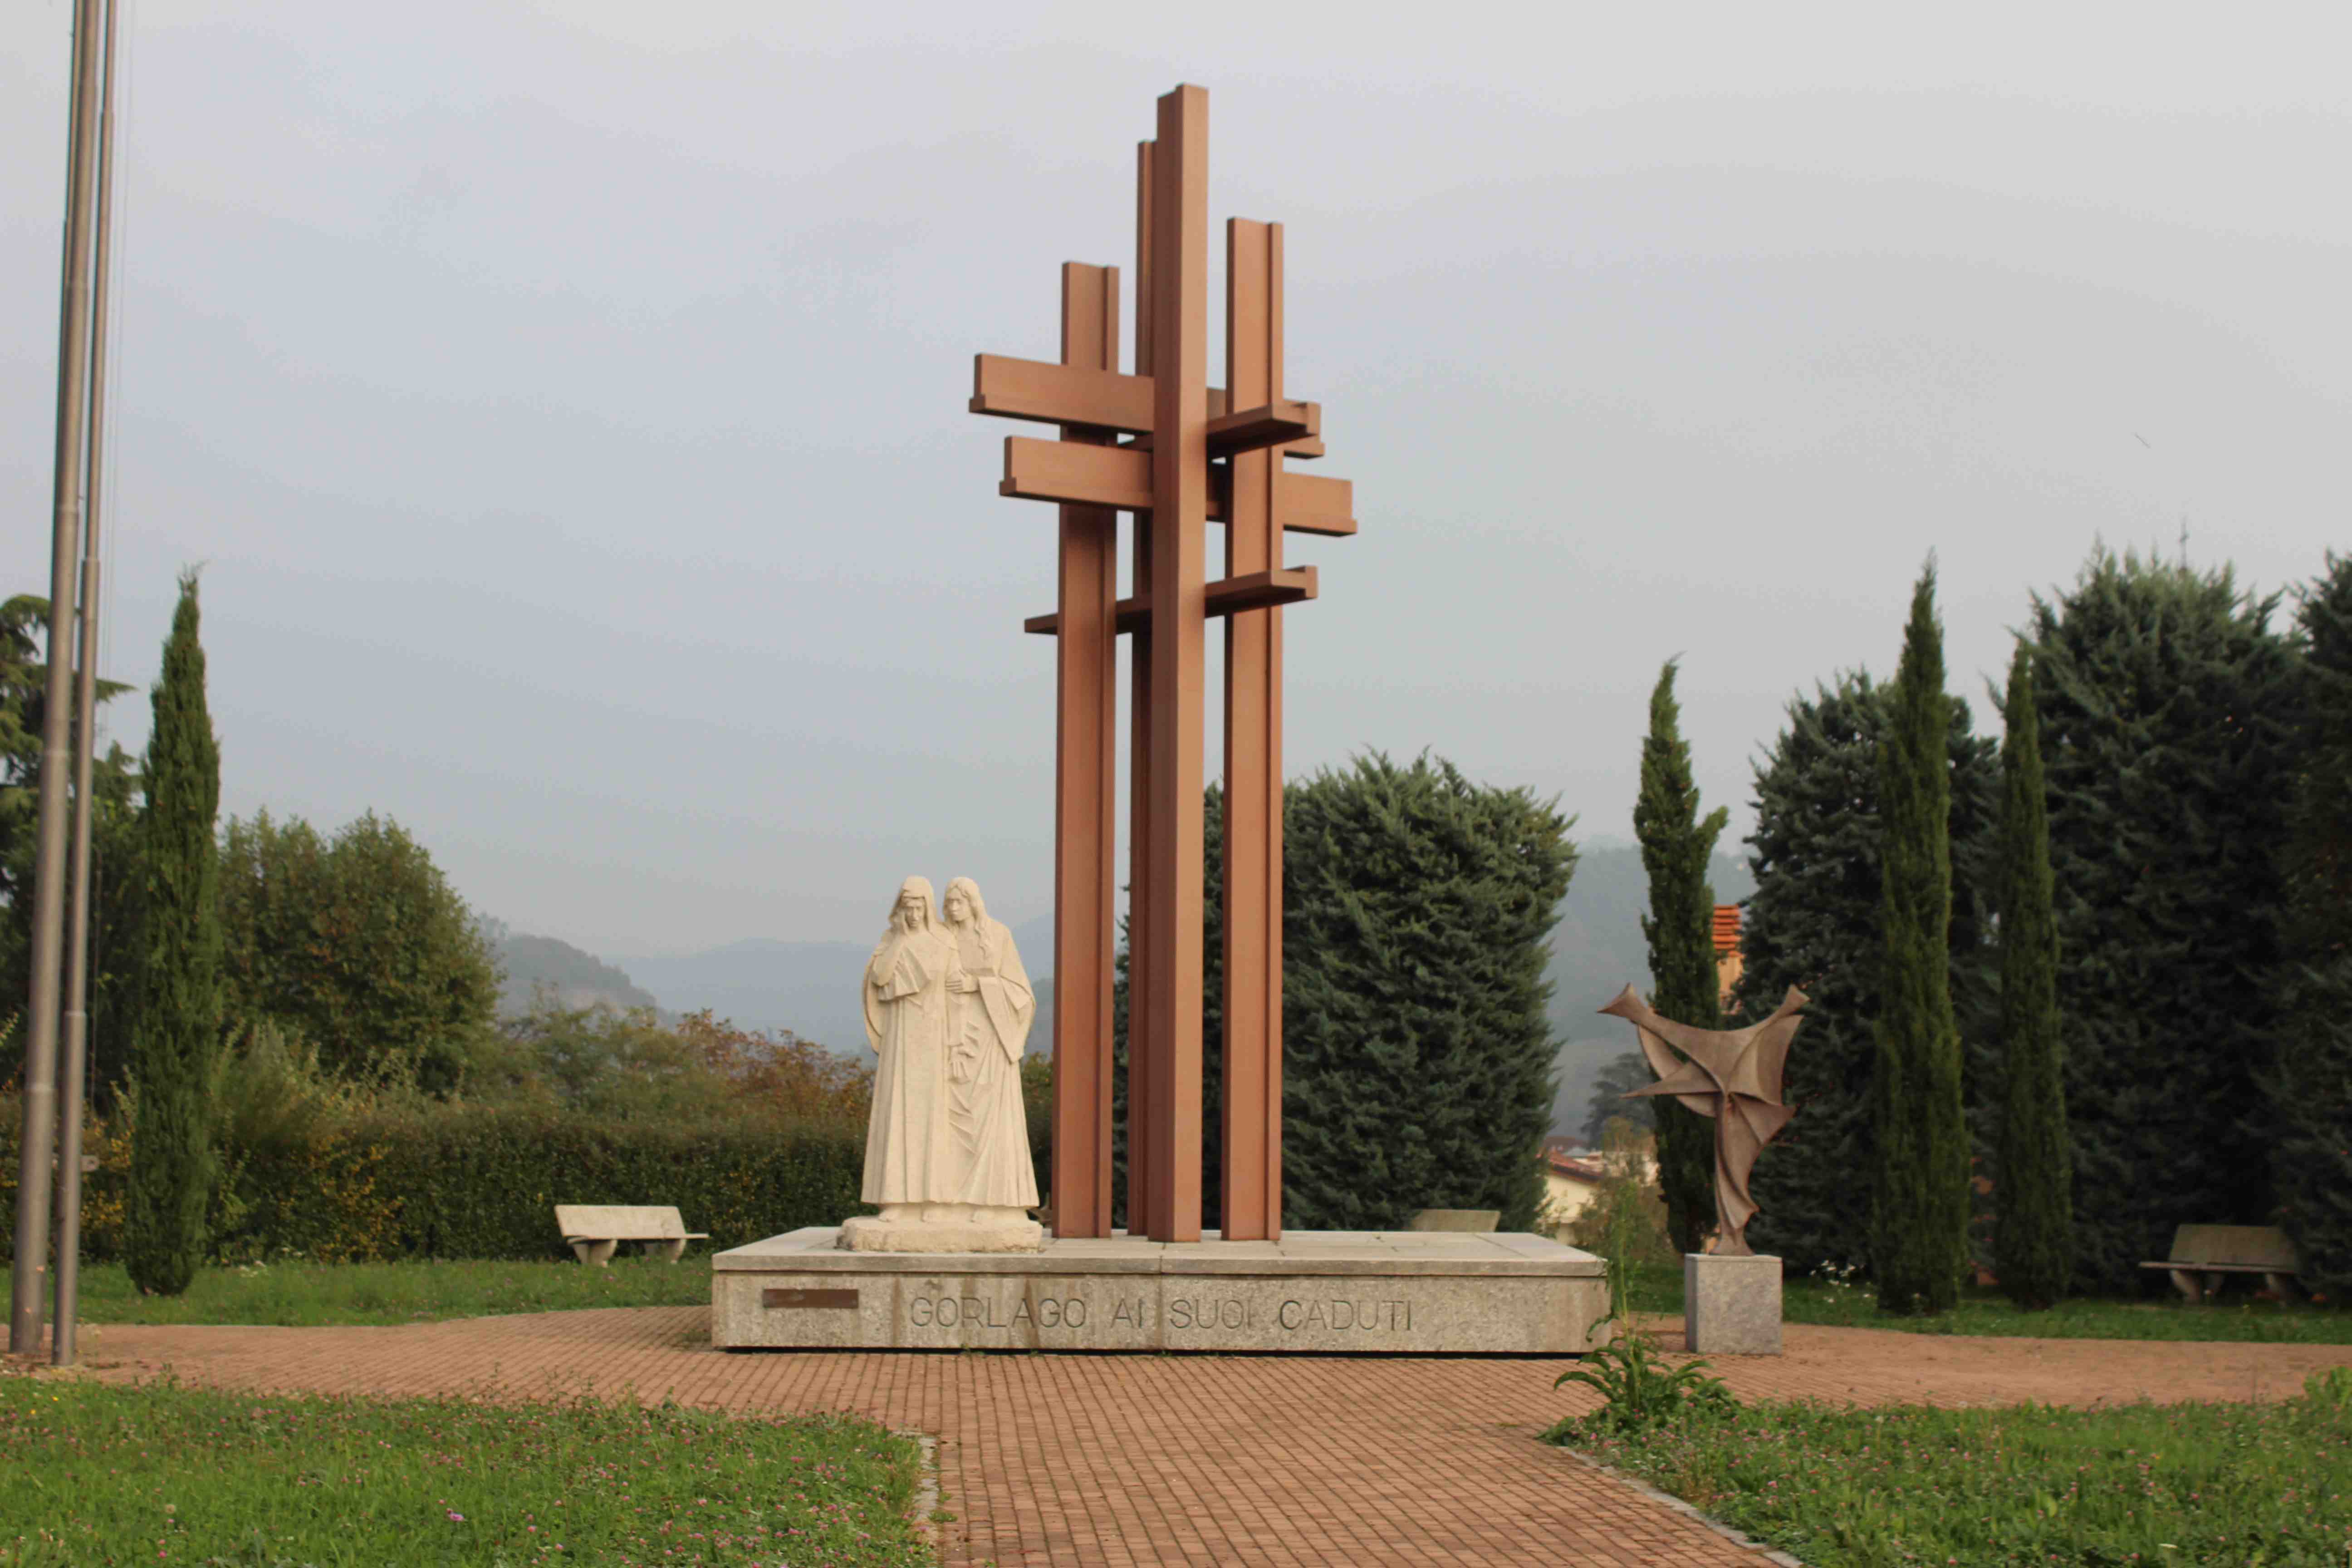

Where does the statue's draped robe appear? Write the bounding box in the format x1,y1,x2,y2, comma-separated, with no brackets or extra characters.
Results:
861,923,953,1205
946,916,1040,1208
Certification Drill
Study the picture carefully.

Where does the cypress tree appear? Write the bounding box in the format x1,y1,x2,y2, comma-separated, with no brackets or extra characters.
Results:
1632,659,1725,1255
1870,563,1970,1316
2029,548,2296,1291
1734,675,1997,1274
2272,553,2352,1296
124,572,222,1296
1994,641,2072,1308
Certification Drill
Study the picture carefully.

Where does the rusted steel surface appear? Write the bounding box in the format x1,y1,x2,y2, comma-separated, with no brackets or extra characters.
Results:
1052,262,1120,1239
969,86,1356,1248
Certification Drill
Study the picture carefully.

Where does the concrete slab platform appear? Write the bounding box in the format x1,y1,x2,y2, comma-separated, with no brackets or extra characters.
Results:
712,1227,1609,1353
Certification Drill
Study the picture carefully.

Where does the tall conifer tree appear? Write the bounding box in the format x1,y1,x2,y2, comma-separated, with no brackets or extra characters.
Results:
1871,563,1969,1315
1633,659,1725,1255
2030,549,2295,1290
2273,553,2352,1295
124,573,221,1296
1994,642,2072,1308
1734,675,1997,1274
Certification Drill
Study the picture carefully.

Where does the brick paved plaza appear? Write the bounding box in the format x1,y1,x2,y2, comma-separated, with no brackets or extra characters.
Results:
54,1308,2352,1567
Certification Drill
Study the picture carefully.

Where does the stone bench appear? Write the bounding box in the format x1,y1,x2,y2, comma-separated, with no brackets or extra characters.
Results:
2138,1223,2301,1303
555,1204,710,1266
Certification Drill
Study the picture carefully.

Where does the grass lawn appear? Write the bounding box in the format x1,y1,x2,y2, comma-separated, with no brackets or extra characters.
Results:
1552,1369,2352,1568
1622,1261,2352,1343
74,1255,715,1328
0,1375,928,1568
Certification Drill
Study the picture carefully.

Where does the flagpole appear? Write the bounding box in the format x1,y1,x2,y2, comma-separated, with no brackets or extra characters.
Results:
54,0,122,1369
10,0,108,1358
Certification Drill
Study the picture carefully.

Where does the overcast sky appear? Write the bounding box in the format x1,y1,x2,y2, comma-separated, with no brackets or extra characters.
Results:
3,3,2344,958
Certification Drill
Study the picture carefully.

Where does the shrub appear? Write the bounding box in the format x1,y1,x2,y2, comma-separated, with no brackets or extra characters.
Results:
219,810,500,1093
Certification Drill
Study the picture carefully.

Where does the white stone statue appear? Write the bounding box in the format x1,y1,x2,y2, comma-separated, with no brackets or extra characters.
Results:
942,877,1041,1218
840,874,1043,1253
857,876,953,1214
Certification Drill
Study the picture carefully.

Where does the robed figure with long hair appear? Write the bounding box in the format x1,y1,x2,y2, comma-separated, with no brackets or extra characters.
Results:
941,876,1039,1214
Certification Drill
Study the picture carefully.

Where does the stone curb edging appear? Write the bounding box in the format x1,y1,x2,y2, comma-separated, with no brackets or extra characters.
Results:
1551,1441,1806,1568
902,1430,942,1553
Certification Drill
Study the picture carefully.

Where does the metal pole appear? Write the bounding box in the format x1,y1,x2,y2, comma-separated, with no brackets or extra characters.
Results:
11,0,108,1358
54,0,121,1369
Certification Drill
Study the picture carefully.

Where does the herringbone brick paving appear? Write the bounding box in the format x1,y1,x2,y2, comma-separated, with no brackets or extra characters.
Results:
60,1310,2352,1567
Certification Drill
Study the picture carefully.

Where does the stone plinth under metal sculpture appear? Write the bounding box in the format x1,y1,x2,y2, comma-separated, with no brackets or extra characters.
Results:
713,1228,1607,1354
1606,984,1808,1355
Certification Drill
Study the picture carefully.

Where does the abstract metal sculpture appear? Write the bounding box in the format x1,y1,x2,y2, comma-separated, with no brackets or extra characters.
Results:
1604,985,1808,1257
968,86,1357,1243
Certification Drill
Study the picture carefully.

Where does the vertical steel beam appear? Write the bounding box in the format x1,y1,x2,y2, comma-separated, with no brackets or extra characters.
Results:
1051,262,1119,1239
1220,219,1285,1241
12,0,107,1358
54,0,121,1365
1141,85,1209,1243
1123,138,1156,1235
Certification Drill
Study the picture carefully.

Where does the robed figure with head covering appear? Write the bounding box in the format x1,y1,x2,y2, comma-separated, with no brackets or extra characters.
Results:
862,876,954,1215
941,876,1040,1213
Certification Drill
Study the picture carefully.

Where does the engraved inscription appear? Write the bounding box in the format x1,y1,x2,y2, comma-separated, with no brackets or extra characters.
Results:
906,1294,1091,1328
892,1289,1421,1337
1166,1297,1252,1330
1276,1298,1412,1332
764,1288,860,1310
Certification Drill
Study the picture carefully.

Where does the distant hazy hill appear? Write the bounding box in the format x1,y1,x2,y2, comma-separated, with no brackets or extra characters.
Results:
1544,843,1755,1136
586,842,1745,1132
617,915,1055,1057
494,931,660,1018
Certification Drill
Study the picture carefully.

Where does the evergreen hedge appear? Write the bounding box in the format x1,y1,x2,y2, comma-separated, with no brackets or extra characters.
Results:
324,1108,867,1259
0,1098,867,1264
1282,755,1573,1233
1112,757,1573,1234
2028,549,2297,1292
2274,553,2352,1296
1734,673,1998,1276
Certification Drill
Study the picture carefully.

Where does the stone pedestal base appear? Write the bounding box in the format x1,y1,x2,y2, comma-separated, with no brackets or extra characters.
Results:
1685,1251,1782,1356
839,1208,1044,1254
715,1228,1608,1353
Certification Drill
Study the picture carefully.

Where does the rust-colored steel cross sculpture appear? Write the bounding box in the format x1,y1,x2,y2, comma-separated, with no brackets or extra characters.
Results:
969,85,1357,1243
1603,985,1809,1257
